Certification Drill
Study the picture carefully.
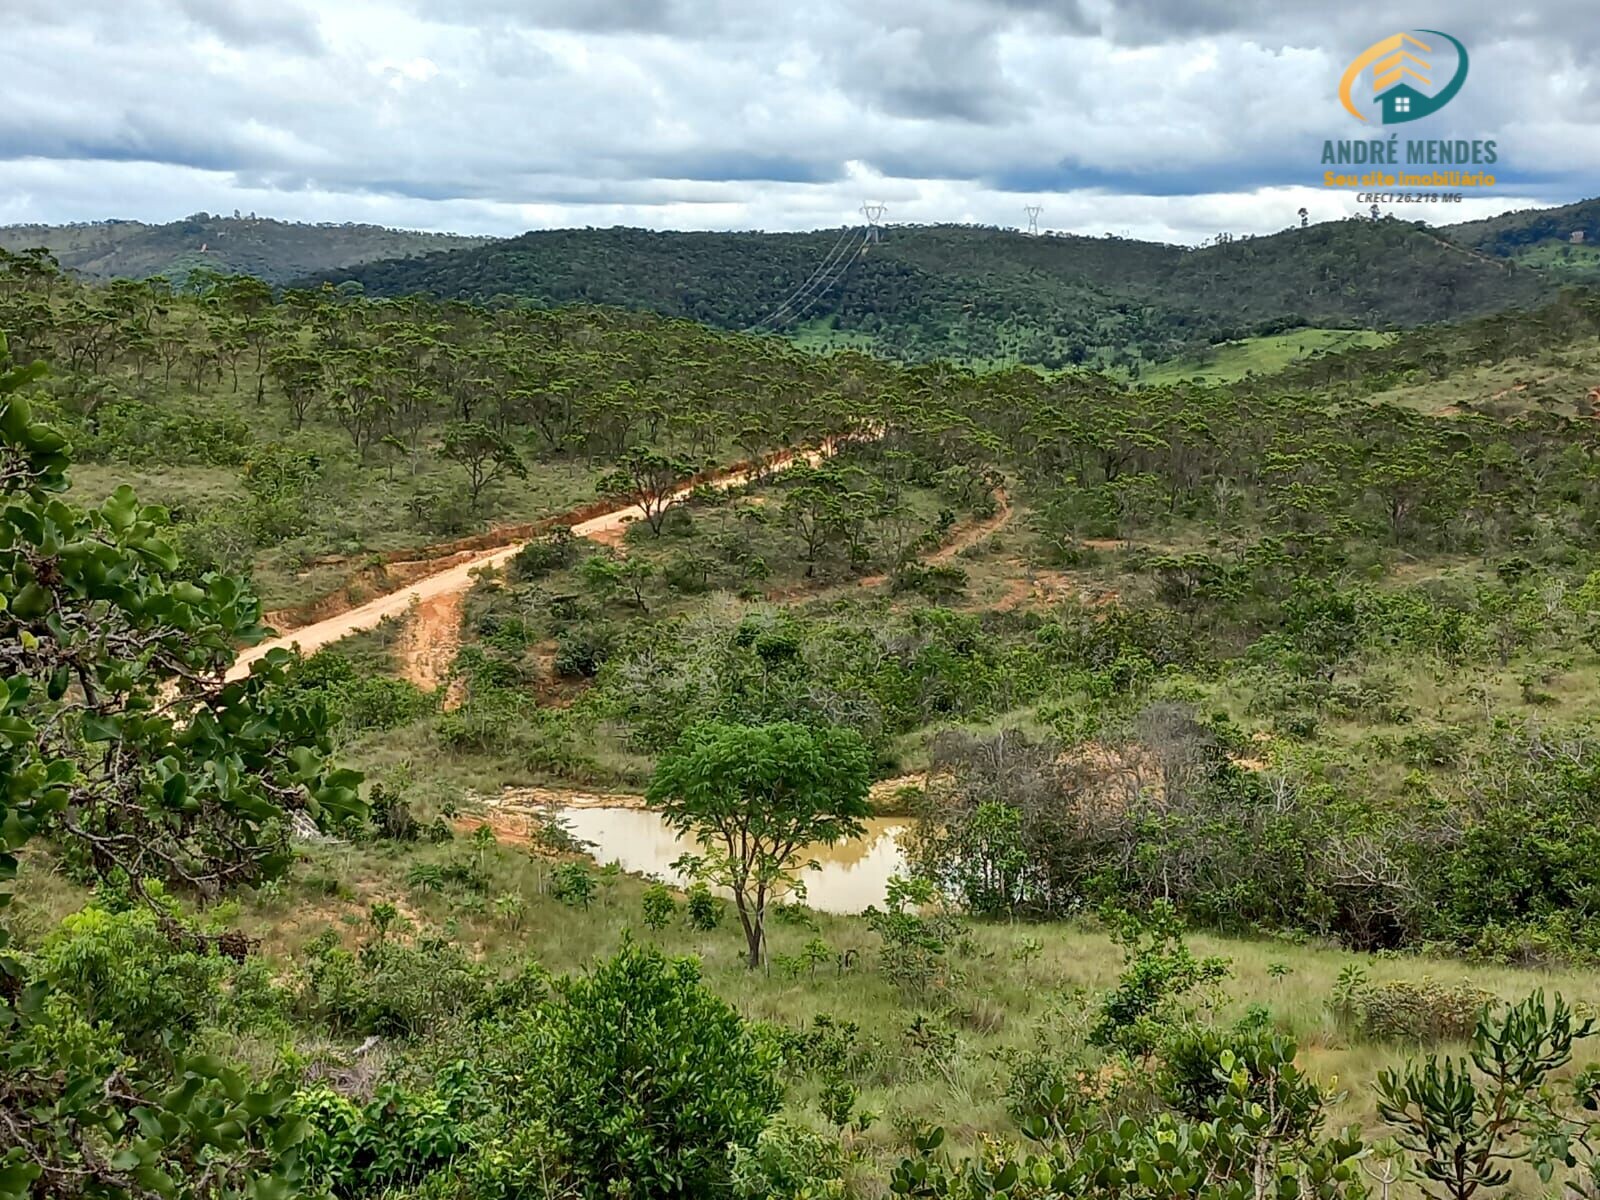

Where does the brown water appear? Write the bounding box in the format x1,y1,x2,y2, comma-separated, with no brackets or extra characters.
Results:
556,807,907,914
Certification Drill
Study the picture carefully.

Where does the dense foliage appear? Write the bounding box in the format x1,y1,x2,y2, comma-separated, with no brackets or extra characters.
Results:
317,219,1551,369
7,220,1600,1199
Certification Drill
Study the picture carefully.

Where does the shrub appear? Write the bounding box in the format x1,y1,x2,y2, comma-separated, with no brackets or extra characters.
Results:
296,930,486,1038
365,782,420,841
729,1119,850,1200
864,875,966,999
33,905,227,1062
525,943,783,1197
1090,902,1231,1058
509,526,575,580
553,626,609,678
551,862,596,908
641,882,677,930
1354,978,1498,1043
889,560,968,599
296,1082,467,1196
685,883,723,930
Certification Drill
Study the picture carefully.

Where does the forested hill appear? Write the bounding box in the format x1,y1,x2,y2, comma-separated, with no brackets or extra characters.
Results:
316,218,1552,368
1444,198,1600,284
0,214,490,284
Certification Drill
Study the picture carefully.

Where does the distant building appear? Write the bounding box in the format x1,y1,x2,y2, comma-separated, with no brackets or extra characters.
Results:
1572,231,1587,244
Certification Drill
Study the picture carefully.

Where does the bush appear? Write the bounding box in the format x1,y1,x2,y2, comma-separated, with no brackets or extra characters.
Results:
889,560,968,599
296,930,486,1038
553,626,610,679
33,905,228,1062
279,648,434,733
1353,978,1498,1043
1090,902,1230,1058
524,943,783,1197
365,782,421,841
551,862,596,908
729,1119,850,1200
686,883,723,930
641,882,677,930
509,526,576,580
296,1082,467,1196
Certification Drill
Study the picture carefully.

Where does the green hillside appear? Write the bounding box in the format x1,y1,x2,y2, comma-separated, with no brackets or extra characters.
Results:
1131,327,1394,386
12,249,1600,1199
318,218,1553,369
0,214,490,284
1445,198,1600,283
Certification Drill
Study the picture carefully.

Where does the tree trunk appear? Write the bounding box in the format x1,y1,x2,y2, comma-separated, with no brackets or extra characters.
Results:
734,890,763,969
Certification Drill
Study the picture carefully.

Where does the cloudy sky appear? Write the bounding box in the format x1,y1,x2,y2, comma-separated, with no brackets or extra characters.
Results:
2,0,1596,245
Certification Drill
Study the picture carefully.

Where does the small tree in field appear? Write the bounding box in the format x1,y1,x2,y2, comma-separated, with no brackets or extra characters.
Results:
597,447,695,535
647,721,871,968
442,420,526,512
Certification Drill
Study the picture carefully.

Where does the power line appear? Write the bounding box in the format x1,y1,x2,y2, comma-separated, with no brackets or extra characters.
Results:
772,235,868,330
747,224,860,332
757,227,868,333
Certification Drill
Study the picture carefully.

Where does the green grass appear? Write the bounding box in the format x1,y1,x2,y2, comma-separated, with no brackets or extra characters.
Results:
1135,329,1394,387
1510,240,1600,283
1364,337,1600,418
15,836,1599,1173
791,316,880,355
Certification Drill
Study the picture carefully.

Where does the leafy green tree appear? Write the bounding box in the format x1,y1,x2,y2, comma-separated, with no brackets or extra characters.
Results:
440,420,526,512
597,447,695,535
648,721,871,967
520,942,783,1198
0,333,360,1199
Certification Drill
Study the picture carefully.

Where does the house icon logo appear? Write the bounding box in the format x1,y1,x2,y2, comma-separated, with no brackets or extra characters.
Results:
1339,31,1468,124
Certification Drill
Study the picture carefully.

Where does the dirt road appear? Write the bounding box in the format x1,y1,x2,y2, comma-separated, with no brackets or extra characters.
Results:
226,446,832,681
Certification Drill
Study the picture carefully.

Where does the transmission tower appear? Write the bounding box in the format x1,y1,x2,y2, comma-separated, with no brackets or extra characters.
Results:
1024,205,1043,236
860,202,887,243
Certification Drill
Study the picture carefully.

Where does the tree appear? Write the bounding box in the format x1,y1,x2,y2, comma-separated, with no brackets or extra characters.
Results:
441,420,527,512
647,721,871,967
516,943,782,1198
781,468,846,574
1377,992,1596,1200
596,447,695,535
0,333,361,1197
267,349,323,431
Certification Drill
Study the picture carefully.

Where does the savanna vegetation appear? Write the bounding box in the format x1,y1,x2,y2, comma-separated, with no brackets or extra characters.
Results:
0,215,489,285
316,219,1553,370
6,234,1600,1199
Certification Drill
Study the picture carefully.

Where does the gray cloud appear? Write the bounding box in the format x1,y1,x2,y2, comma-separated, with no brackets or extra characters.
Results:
0,0,1592,245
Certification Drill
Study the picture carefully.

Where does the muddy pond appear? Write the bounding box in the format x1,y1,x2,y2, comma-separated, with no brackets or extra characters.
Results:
556,807,908,914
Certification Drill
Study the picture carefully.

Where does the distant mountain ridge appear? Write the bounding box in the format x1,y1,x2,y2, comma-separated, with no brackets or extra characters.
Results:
8,203,1590,370
312,218,1554,369
1443,197,1600,284
0,214,491,285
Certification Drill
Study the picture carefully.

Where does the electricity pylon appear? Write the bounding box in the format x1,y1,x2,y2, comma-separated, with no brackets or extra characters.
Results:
860,202,887,243
1024,205,1042,235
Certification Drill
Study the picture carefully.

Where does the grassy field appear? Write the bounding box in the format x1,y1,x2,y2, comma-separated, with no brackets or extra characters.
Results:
1364,336,1600,418
1509,240,1600,284
791,316,880,355
13,829,1600,1176
1134,328,1394,386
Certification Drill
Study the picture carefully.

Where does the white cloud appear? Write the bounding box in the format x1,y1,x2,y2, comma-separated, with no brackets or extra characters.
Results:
0,0,1591,244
